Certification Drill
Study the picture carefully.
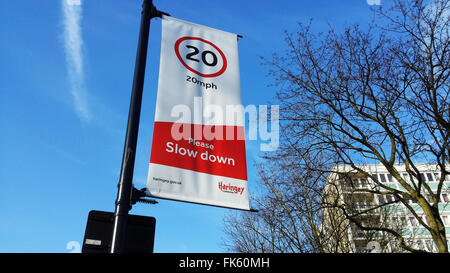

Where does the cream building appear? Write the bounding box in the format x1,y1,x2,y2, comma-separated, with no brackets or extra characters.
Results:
323,163,450,253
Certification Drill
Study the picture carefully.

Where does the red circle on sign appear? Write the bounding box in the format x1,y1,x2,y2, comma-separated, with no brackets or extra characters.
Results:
174,36,227,78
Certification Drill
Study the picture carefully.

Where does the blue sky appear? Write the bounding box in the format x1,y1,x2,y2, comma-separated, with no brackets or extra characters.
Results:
0,0,383,253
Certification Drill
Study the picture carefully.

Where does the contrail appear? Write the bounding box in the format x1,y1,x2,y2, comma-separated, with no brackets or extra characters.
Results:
62,0,91,122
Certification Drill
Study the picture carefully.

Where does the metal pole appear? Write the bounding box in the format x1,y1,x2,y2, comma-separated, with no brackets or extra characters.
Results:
110,0,154,253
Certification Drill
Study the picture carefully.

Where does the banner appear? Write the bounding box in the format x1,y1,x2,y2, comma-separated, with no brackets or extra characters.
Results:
146,16,250,210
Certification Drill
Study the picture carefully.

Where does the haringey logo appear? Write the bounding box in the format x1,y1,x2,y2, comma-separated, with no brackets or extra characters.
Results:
218,181,245,195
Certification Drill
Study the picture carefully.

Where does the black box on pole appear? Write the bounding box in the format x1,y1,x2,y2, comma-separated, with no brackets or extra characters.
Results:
82,210,156,253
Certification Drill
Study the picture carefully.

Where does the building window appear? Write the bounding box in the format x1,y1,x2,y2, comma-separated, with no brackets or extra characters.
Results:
426,173,433,181
400,216,408,227
425,240,434,252
386,195,393,203
372,174,378,182
402,173,409,181
420,173,426,181
341,179,352,191
360,178,368,188
417,240,425,250
359,201,368,211
442,216,449,226
379,174,387,183
442,194,449,203
409,217,419,227
377,195,385,205
401,217,408,226
386,174,393,182
434,173,441,181
392,216,398,225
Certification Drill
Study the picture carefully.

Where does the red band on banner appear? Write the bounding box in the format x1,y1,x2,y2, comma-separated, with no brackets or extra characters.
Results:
150,121,247,181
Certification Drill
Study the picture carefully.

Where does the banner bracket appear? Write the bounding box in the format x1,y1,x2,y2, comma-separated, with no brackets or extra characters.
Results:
131,187,159,206
150,6,170,19
144,0,170,19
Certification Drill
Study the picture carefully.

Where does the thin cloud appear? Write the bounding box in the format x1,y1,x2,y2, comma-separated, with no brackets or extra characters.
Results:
367,0,381,5
62,0,91,122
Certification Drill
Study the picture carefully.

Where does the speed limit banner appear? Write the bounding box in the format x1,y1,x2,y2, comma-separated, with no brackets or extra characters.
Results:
146,16,250,210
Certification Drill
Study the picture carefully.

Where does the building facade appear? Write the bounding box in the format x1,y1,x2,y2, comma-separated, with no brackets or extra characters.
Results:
323,163,450,253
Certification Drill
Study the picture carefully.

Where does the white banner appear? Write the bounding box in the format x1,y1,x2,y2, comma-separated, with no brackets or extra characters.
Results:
146,16,250,210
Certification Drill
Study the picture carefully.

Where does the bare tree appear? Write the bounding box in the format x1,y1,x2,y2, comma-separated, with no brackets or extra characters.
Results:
223,0,449,253
222,155,350,253
222,154,408,253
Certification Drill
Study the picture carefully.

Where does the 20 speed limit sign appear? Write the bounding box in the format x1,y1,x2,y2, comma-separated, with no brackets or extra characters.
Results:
174,36,228,78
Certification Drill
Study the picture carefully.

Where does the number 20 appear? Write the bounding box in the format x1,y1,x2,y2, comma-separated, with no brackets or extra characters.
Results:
185,45,218,67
